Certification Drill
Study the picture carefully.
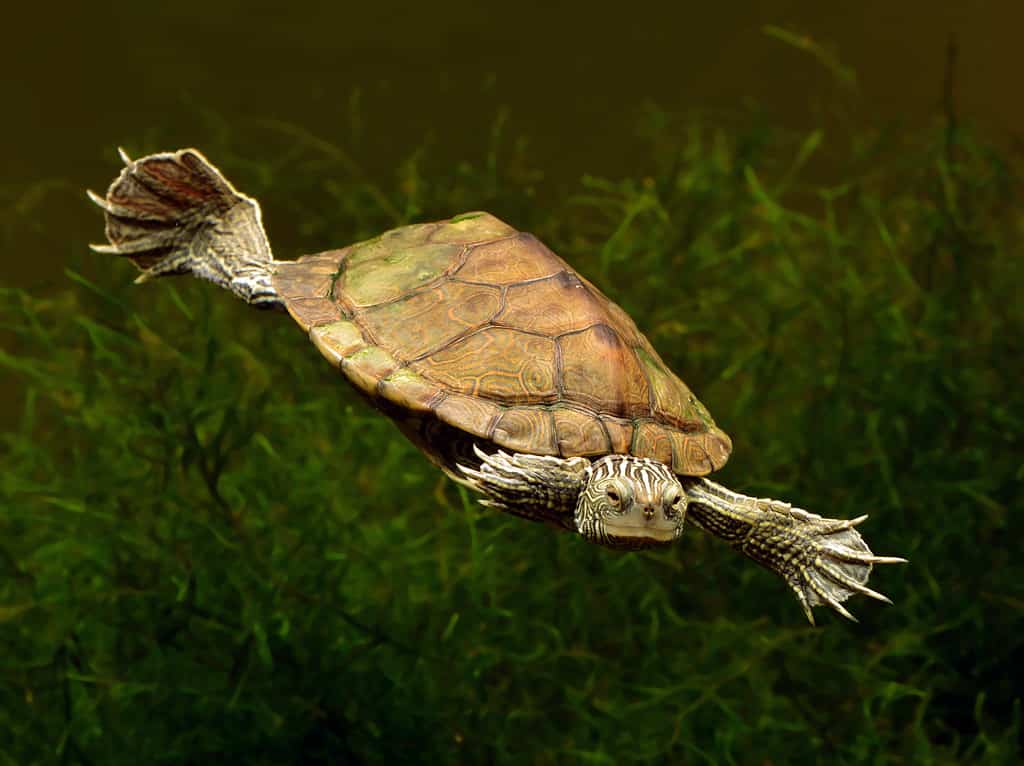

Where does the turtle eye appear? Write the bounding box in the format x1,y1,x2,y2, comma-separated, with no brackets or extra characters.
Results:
602,479,631,511
663,490,684,517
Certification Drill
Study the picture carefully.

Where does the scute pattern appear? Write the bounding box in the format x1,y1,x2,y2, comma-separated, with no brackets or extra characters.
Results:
558,324,651,418
361,281,501,361
415,328,558,405
455,233,563,284
493,408,558,455
342,242,463,307
499,271,609,335
272,211,732,475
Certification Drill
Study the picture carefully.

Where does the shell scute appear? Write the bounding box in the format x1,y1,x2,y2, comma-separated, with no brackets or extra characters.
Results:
342,242,463,307
428,211,517,244
344,222,436,268
414,328,558,405
633,346,709,432
310,320,366,366
342,347,399,395
456,233,564,284
558,324,650,418
633,421,674,465
492,408,559,455
499,270,611,335
553,408,611,456
602,419,634,454
287,297,342,330
274,252,344,304
434,393,502,440
360,281,501,361
379,368,443,414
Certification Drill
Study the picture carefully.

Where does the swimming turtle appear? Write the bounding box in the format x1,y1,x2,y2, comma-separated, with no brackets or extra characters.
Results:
88,148,904,623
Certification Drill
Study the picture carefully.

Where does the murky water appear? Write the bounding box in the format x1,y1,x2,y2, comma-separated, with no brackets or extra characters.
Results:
3,1,1019,274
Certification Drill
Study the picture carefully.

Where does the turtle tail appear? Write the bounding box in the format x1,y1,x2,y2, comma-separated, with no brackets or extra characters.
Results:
87,148,282,308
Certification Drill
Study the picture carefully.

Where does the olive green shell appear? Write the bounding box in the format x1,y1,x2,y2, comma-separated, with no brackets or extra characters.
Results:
271,212,732,475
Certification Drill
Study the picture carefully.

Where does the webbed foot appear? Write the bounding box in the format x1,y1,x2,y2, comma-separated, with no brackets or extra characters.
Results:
685,479,906,624
88,148,279,306
761,508,906,624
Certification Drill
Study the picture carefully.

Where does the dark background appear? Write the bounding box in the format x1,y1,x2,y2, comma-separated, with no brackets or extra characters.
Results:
3,0,1022,289
2,2,1022,764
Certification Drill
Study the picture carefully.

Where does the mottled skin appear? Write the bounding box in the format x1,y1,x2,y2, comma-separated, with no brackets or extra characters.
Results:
89,148,905,623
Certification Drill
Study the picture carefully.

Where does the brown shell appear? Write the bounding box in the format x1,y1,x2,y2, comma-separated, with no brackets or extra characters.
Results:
271,212,732,475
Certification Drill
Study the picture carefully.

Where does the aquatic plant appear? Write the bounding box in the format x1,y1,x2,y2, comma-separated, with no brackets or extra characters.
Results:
1,108,1021,764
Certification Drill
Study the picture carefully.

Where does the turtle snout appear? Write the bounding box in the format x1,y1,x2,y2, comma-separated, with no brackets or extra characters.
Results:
601,497,680,546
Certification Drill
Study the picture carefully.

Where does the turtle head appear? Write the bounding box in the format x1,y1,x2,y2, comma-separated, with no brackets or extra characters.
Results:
575,456,687,549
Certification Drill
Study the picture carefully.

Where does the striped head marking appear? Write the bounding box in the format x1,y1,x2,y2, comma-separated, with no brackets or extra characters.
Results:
575,455,686,549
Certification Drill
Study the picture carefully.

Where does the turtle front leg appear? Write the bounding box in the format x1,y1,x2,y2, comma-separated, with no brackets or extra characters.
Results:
684,478,906,624
455,447,589,531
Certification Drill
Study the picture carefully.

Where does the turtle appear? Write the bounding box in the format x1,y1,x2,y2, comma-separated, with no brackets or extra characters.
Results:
88,147,905,624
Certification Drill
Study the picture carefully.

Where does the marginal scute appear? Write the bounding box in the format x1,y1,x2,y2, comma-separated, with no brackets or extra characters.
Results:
492,408,559,455
341,242,463,307
379,368,443,414
553,408,610,456
666,432,700,474
341,347,399,395
499,271,610,335
286,297,342,330
415,328,558,405
456,233,565,284
705,429,733,470
359,281,501,361
310,320,366,367
632,421,674,465
675,434,714,475
603,418,634,454
273,253,341,302
668,430,731,475
297,252,344,268
434,393,502,440
558,324,650,417
428,211,517,244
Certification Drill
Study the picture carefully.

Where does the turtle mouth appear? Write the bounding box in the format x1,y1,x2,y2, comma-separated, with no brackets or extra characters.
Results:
603,523,678,546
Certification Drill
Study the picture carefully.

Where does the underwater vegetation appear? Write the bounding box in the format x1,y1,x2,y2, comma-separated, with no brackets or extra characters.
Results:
1,107,1022,764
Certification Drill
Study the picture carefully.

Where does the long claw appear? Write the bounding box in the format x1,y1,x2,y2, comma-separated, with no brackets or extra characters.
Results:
859,588,894,605
817,559,895,604
118,146,133,164
825,594,858,623
86,189,108,210
806,574,859,622
826,544,908,565
89,243,121,254
789,581,816,626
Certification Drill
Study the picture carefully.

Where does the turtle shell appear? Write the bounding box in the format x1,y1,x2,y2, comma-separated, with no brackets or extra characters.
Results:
271,212,732,475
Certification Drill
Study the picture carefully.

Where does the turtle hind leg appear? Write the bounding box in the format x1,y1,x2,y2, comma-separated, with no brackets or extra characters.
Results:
685,478,906,624
88,148,282,308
